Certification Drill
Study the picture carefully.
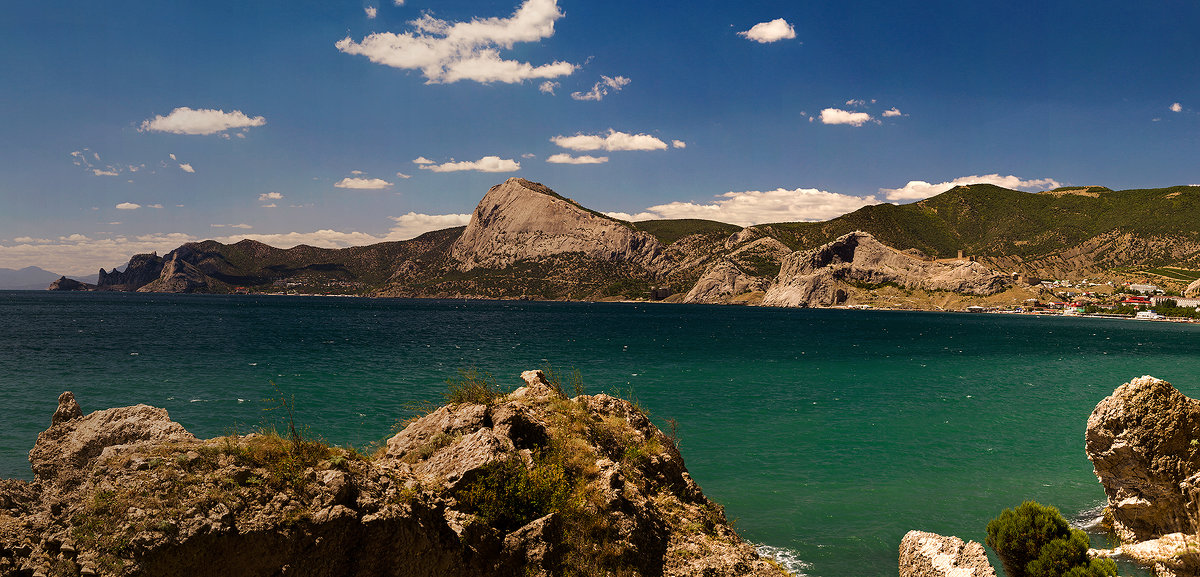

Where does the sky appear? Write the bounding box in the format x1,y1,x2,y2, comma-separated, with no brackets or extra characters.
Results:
1,0,1197,276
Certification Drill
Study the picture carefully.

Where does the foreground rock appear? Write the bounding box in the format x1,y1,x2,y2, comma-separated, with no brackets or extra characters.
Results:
762,231,1012,308
1086,375,1200,574
0,371,786,577
898,531,995,577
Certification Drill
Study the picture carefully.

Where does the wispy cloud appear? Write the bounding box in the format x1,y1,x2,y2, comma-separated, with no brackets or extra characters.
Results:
571,75,630,101
417,156,520,173
258,192,284,202
539,80,559,94
880,174,1062,201
882,107,903,117
1170,102,1184,112
546,153,608,164
738,18,796,43
334,177,394,189
606,188,877,226
336,0,576,84
550,129,668,151
139,107,266,136
365,6,377,19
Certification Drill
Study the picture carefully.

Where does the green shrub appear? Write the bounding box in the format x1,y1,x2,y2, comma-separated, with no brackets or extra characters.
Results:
986,501,1117,577
455,455,571,533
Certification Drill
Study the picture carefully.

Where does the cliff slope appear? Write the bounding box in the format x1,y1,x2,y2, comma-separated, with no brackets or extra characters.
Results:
0,372,786,577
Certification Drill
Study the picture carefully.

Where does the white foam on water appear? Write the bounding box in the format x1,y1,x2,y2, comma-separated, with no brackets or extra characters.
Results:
754,543,811,576
1072,501,1108,531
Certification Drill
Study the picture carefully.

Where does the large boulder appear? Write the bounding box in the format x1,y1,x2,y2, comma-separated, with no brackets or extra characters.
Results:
1085,375,1200,542
899,530,996,577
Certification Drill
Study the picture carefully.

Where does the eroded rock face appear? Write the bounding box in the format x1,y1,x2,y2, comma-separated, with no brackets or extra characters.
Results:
898,531,996,577
29,393,194,488
448,178,665,272
762,231,1011,308
1,371,785,577
97,252,166,291
1085,375,1200,542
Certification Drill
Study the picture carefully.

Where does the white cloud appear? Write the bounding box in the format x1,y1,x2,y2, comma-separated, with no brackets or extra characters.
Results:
334,177,394,189
413,156,435,165
261,204,278,208
335,0,577,84
139,107,266,135
178,163,195,173
539,80,559,94
13,237,52,244
1170,102,1183,112
387,212,473,239
550,129,668,151
351,170,364,175
258,192,284,201
115,202,141,210
365,6,377,19
394,0,404,5
418,156,520,172
571,75,630,101
820,108,873,127
880,174,1063,201
610,188,878,226
738,18,796,43
882,107,903,117
845,99,867,107
147,204,164,209
169,153,177,161
395,172,412,179
546,153,608,164
672,140,687,149
92,168,120,177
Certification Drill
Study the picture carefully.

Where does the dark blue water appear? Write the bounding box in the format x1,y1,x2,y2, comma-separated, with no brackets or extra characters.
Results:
3,291,1193,576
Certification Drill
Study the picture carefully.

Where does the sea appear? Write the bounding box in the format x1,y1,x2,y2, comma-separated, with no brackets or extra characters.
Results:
3,291,1194,577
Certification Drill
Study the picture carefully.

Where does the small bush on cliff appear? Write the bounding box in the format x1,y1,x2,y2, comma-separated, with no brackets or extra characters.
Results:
445,368,504,405
986,501,1117,577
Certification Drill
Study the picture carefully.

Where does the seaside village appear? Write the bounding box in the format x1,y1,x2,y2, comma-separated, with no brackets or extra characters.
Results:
959,279,1200,320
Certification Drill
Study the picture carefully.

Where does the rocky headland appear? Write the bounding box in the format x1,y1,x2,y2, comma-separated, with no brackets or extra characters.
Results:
0,371,786,577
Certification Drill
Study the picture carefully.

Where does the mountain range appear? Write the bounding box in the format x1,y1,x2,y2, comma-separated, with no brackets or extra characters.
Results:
45,178,1200,307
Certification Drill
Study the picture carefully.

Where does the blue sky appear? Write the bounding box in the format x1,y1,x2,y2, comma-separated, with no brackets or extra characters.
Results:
1,0,1197,275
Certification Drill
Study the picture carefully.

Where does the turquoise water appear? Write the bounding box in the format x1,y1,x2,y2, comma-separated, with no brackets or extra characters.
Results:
3,291,1196,576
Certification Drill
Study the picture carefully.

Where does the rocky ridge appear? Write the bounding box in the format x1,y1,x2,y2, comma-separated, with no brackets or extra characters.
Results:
762,231,1012,308
0,371,786,577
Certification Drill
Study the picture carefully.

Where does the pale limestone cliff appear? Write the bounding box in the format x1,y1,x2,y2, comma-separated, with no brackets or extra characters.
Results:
0,372,786,577
762,231,1011,308
448,178,665,272
898,531,995,577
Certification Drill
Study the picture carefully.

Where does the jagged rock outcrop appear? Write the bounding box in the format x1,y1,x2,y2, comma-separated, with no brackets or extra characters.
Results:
136,248,226,293
684,237,791,304
898,531,996,577
97,253,165,291
762,231,1012,307
449,178,666,272
0,371,785,577
47,276,94,291
1085,375,1200,543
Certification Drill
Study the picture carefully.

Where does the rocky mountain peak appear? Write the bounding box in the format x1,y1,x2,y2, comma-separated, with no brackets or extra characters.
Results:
448,178,665,271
